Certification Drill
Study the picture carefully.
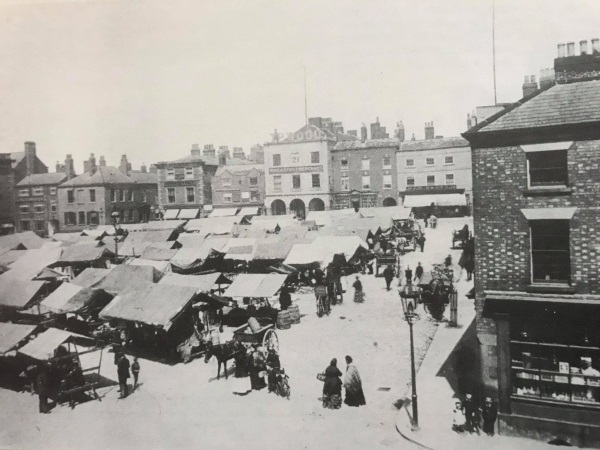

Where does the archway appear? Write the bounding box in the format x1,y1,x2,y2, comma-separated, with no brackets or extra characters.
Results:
383,197,398,207
289,198,306,220
271,199,287,216
308,198,325,212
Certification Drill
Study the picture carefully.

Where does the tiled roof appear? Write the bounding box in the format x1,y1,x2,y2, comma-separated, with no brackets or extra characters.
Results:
128,171,158,184
398,137,469,152
60,166,134,187
477,80,600,132
17,173,67,186
215,164,264,177
157,154,218,166
333,138,400,151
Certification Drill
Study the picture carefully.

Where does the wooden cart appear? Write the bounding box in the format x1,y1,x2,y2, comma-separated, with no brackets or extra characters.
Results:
232,319,279,353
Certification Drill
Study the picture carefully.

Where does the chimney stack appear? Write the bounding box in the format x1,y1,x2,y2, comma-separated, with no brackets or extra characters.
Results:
218,153,227,166
567,42,575,57
539,68,556,89
149,164,157,174
592,38,600,54
191,144,201,157
424,122,435,140
141,163,147,173
84,153,96,173
360,123,367,142
99,155,106,167
466,113,472,130
56,161,63,173
411,133,416,141
249,144,264,164
394,121,405,142
232,147,246,160
119,154,129,175
557,43,566,58
347,130,357,137
24,141,36,176
203,144,216,159
65,154,75,179
219,146,230,159
522,74,538,97
580,40,589,55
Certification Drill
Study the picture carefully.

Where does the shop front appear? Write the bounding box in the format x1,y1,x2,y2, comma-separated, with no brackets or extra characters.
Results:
488,297,600,447
332,190,377,210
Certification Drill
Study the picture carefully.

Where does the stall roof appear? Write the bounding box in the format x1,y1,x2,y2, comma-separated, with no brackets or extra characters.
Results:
127,258,171,273
0,249,25,267
284,243,324,265
124,230,175,243
163,209,180,220
223,273,288,298
209,208,239,218
224,245,255,261
184,216,239,235
94,265,160,295
34,267,66,281
118,220,186,232
57,244,112,264
403,193,467,207
100,284,198,330
311,235,367,259
0,231,46,250
231,225,269,239
0,275,46,309
139,245,179,261
71,268,112,288
254,241,294,260
158,272,229,293
6,247,63,280
113,240,153,258
39,282,109,315
19,328,89,361
221,238,257,253
305,209,360,227
192,292,233,308
177,208,200,220
237,206,259,216
0,323,37,354
176,234,206,248
81,225,115,238
51,232,83,242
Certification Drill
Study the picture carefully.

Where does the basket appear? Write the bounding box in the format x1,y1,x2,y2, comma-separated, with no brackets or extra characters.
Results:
316,372,326,382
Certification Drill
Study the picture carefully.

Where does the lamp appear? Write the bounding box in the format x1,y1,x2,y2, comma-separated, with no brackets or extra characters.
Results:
111,211,120,260
400,288,420,431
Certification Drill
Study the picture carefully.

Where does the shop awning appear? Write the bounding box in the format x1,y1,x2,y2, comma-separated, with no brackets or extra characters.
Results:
159,272,230,293
222,273,288,298
19,328,88,361
177,209,200,220
238,206,259,216
0,276,46,309
403,193,467,207
209,208,239,218
0,323,37,354
163,209,180,220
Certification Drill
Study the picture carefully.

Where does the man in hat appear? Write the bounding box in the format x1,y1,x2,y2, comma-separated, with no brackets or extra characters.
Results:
481,397,498,436
383,265,395,291
463,393,480,434
117,353,131,398
414,262,424,283
404,266,413,286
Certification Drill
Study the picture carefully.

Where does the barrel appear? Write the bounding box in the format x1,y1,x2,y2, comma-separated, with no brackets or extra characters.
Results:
288,304,301,324
248,317,261,333
276,310,291,330
210,329,221,345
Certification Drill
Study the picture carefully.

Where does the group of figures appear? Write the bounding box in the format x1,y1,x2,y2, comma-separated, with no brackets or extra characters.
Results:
452,394,498,436
318,356,366,409
114,350,140,399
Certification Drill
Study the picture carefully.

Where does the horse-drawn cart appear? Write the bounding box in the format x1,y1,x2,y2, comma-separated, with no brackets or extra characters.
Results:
232,319,279,353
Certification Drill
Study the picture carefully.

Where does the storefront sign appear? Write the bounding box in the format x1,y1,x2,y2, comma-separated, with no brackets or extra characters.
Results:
269,165,323,174
164,180,197,187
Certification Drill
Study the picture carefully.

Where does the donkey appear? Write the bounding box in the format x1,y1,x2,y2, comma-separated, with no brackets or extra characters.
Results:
204,340,244,380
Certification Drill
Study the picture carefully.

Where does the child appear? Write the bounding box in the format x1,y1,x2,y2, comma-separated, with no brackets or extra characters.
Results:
132,357,140,391
452,400,466,433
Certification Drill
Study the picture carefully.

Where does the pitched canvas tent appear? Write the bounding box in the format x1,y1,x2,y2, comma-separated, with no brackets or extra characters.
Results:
126,258,171,273
0,323,37,355
222,273,288,299
18,328,91,361
0,275,46,310
0,231,45,250
39,282,112,316
93,265,161,296
158,272,231,294
5,247,63,280
71,268,112,288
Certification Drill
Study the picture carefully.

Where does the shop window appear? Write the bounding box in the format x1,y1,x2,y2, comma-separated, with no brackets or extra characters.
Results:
527,150,568,187
167,188,175,203
530,220,570,284
241,192,250,203
311,152,320,164
232,191,241,203
383,174,392,189
341,176,349,191
273,154,281,167
292,175,301,189
88,211,99,225
312,174,320,188
21,221,31,231
89,189,96,202
35,220,45,231
250,191,259,202
511,314,600,407
186,187,195,203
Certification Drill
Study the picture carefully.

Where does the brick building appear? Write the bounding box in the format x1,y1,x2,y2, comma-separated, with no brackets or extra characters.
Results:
15,173,67,236
397,129,471,216
331,139,400,209
463,40,600,447
211,163,265,213
154,145,218,219
58,154,157,232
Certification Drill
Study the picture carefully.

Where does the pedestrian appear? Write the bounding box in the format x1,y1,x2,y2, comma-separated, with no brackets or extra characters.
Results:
117,353,131,398
418,234,426,252
266,348,281,393
321,358,343,409
424,212,430,228
444,254,453,267
414,262,424,283
352,276,364,303
37,364,50,414
405,265,413,285
383,265,395,291
132,357,140,391
248,347,266,391
343,356,366,407
464,393,480,434
482,397,498,436
452,400,466,433
278,285,292,310
430,214,437,229
366,256,374,275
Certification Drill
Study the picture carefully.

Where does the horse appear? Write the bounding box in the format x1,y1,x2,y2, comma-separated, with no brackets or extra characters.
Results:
204,340,244,380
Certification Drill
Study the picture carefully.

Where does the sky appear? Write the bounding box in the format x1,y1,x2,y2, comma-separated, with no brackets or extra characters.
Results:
0,0,599,171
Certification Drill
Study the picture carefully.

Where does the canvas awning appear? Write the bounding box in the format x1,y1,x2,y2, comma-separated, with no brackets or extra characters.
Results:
159,272,230,293
163,209,180,220
209,208,239,218
254,242,294,261
7,248,63,280
39,282,110,315
177,208,200,219
403,193,467,207
19,328,89,361
0,275,46,309
127,258,171,273
222,273,288,298
99,284,198,330
0,323,37,354
192,292,233,308
238,207,259,216
57,244,113,264
94,265,160,295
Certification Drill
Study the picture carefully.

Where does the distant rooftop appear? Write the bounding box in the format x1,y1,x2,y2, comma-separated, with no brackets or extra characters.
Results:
332,138,400,151
215,164,264,177
17,173,67,186
399,137,469,152
60,166,134,187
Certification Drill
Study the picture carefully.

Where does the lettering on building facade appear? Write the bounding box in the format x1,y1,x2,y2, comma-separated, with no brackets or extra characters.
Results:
269,165,323,175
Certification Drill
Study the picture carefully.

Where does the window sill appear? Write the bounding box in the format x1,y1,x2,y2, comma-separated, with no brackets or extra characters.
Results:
526,283,575,295
523,186,572,196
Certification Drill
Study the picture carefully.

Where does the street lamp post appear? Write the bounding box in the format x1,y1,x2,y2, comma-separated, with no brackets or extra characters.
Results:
111,211,120,260
400,293,420,431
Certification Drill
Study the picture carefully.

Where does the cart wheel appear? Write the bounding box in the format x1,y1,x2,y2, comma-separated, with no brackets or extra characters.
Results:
263,329,279,353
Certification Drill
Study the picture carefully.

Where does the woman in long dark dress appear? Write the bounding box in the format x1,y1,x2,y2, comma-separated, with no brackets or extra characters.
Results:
352,276,364,303
343,355,366,407
248,348,266,390
322,358,343,409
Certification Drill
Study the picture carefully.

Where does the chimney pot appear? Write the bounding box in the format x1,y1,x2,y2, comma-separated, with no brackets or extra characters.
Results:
557,43,566,58
592,38,600,54
580,40,589,55
567,42,575,57
530,74,536,83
